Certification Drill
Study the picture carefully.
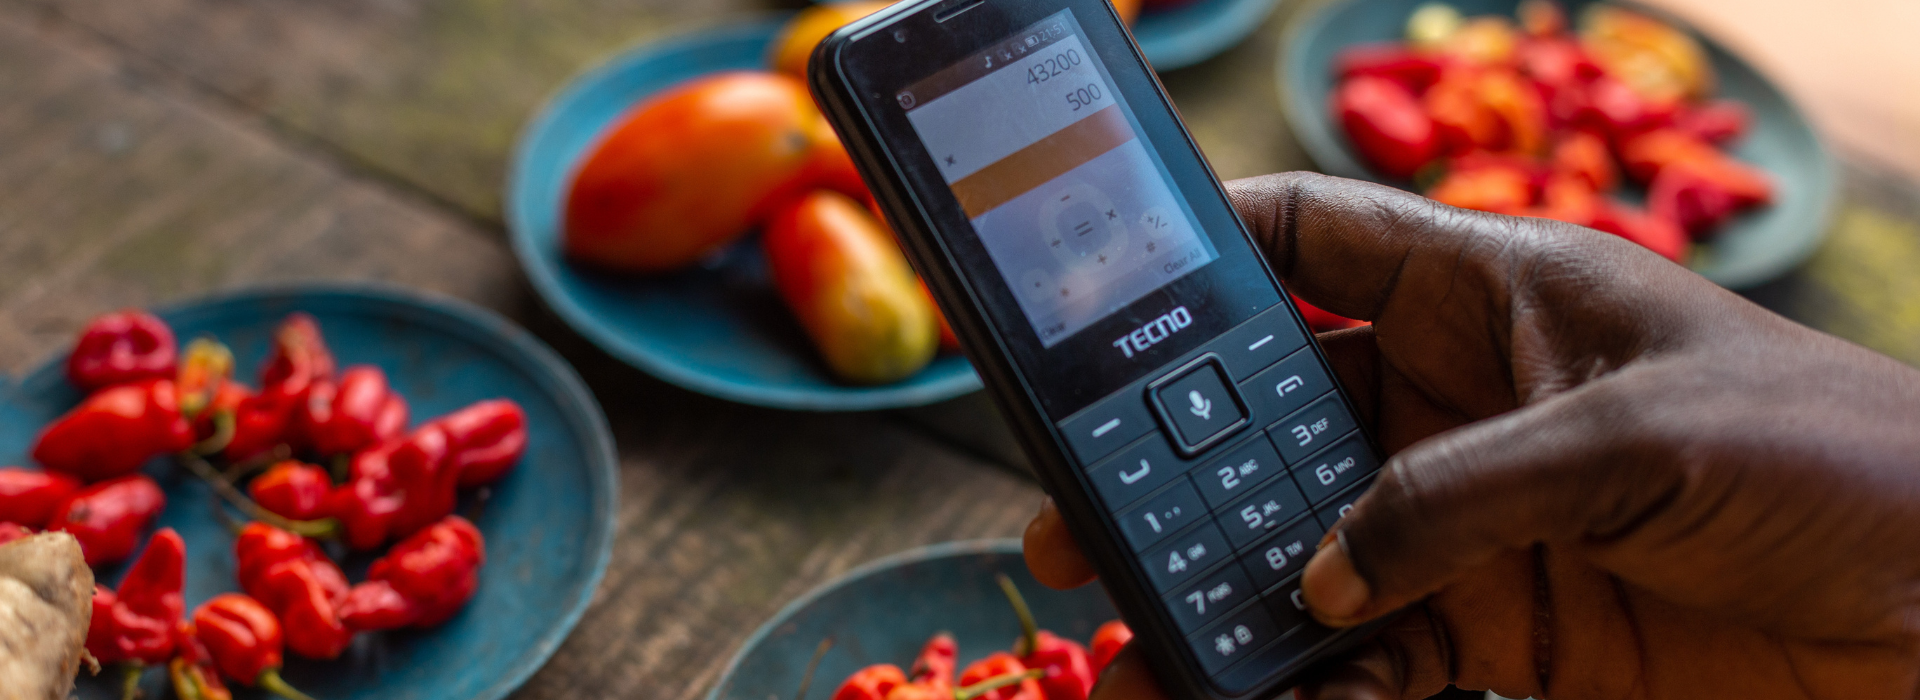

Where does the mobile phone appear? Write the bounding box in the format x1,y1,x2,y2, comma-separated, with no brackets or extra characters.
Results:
810,1,1389,697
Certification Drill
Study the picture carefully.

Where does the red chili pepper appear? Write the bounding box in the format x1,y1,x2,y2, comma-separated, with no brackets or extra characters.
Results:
833,665,908,700
999,575,1096,700
1582,76,1678,139
1647,157,1773,238
0,522,32,546
1427,159,1535,216
225,386,292,461
1549,130,1616,191
387,424,460,540
233,522,353,659
1591,202,1689,262
1672,99,1750,144
84,528,186,665
338,515,485,631
227,314,337,459
259,313,336,400
49,474,166,565
32,378,195,482
1293,294,1366,333
0,467,82,527
249,461,333,521
67,310,177,392
325,441,406,550
301,365,409,457
440,399,528,488
907,633,958,693
193,593,317,700
956,654,1042,700
1334,43,1443,92
1334,74,1440,179
1088,620,1132,677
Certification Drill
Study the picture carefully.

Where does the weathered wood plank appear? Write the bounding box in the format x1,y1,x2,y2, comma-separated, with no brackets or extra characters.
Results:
0,4,526,372
16,0,773,221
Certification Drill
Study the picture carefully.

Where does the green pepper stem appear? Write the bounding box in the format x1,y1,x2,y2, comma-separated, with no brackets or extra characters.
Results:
955,669,1043,700
259,668,318,700
179,451,341,538
191,410,237,456
792,636,835,700
995,574,1040,656
119,663,144,700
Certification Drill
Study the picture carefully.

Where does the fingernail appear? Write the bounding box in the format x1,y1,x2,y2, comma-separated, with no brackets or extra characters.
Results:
1301,539,1370,625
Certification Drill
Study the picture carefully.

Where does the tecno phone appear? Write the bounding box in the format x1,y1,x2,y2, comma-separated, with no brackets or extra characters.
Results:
811,2,1389,697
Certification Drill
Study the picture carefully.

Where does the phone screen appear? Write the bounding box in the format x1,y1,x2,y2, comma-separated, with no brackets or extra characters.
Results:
900,10,1219,348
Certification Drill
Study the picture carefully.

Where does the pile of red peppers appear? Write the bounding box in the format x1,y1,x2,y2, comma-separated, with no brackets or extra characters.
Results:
0,307,527,698
1331,0,1773,263
830,577,1135,700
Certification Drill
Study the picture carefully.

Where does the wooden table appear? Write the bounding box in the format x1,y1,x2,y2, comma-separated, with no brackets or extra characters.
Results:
2,0,1916,698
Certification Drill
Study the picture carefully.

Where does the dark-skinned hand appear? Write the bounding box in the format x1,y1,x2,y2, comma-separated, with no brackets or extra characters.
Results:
1023,172,1920,700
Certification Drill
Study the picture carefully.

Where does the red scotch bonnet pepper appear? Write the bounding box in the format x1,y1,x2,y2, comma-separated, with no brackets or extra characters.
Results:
194,593,319,700
248,460,334,522
33,378,195,481
300,364,408,457
86,528,186,666
226,314,336,460
50,474,166,565
0,466,82,528
999,575,1095,700
67,309,177,392
338,515,485,631
234,522,353,659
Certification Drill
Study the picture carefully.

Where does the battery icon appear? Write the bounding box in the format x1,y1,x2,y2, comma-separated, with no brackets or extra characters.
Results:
1025,35,1039,47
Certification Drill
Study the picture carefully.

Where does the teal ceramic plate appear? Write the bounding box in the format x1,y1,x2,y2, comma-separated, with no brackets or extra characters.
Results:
507,18,982,412
709,540,1118,700
1279,0,1836,288
8,285,619,700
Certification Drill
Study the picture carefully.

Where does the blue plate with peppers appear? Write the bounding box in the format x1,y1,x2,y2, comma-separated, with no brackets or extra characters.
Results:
0,285,616,700
1279,0,1836,288
709,540,1123,700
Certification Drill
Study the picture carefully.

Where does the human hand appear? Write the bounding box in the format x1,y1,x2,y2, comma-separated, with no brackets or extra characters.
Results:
1024,172,1920,700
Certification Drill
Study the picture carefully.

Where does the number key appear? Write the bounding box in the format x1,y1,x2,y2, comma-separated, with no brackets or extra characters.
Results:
1140,521,1231,592
1116,479,1206,552
1216,475,1309,550
1186,600,1283,675
1240,517,1325,592
1291,435,1378,506
1163,562,1255,633
1268,395,1356,464
1192,437,1284,509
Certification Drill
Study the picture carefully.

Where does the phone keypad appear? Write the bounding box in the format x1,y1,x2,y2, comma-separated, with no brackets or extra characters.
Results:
1053,302,1384,687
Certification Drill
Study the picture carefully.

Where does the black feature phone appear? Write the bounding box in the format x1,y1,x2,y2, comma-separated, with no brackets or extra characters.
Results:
809,1,1389,697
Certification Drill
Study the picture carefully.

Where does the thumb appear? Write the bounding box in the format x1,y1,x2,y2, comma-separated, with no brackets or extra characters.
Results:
1297,380,1670,626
